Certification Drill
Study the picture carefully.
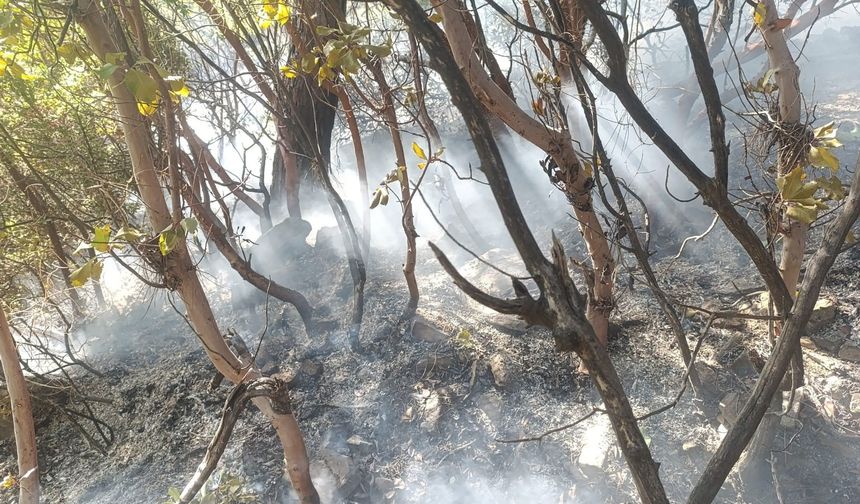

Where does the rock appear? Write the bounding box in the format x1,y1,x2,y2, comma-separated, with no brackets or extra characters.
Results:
718,391,744,428
411,316,448,344
346,435,374,455
681,439,704,453
755,293,837,332
838,342,860,362
320,449,352,482
693,362,721,396
730,351,759,379
476,392,503,423
810,332,845,354
299,359,323,377
313,226,345,255
488,353,511,387
849,393,860,415
807,297,838,333
373,477,397,500
415,353,457,375
800,337,817,350
577,416,613,478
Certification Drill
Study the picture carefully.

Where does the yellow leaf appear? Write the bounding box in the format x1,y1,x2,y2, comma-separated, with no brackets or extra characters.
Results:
275,3,291,25
429,13,443,23
583,162,594,178
92,224,111,252
776,166,805,200
417,162,427,170
263,0,278,17
69,258,103,287
1,474,14,490
411,142,427,160
259,18,273,29
280,65,297,78
809,146,840,172
753,1,766,27
785,203,819,224
137,100,158,116
167,76,190,97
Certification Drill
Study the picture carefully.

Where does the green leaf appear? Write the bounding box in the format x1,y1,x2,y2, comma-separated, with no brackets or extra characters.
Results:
366,44,391,58
316,26,339,36
166,487,181,501
809,146,840,172
96,63,119,80
73,241,93,255
113,226,143,244
124,68,159,115
105,52,126,65
57,43,77,64
785,203,819,224
159,228,181,256
180,217,198,235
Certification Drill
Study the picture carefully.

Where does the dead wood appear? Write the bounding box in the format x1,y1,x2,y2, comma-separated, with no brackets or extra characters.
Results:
179,377,293,503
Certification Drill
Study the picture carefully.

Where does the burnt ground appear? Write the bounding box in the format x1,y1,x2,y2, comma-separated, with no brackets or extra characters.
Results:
2,216,860,504
4,25,860,504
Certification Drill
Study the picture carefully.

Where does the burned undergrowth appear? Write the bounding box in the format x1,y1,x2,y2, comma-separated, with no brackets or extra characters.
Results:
3,217,859,504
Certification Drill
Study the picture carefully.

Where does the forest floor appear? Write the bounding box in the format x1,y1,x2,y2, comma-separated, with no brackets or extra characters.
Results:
4,24,860,504
2,214,860,504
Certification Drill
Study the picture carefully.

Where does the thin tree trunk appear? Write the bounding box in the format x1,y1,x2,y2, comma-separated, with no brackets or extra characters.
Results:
438,1,615,355
409,34,489,255
395,2,669,498
0,309,39,504
3,161,84,317
332,86,371,259
76,3,318,501
369,62,419,314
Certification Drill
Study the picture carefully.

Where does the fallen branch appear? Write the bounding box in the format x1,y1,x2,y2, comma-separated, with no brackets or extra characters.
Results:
495,408,601,443
179,377,292,503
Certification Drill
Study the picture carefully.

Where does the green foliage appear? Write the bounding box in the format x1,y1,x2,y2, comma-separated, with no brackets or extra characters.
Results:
280,20,392,85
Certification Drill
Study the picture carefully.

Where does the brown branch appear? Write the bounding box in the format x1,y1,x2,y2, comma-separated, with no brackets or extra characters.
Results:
496,408,601,443
687,150,860,503
179,377,292,503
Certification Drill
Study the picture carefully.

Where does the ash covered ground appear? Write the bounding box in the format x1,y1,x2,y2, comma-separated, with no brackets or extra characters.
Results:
2,215,860,504
4,24,860,504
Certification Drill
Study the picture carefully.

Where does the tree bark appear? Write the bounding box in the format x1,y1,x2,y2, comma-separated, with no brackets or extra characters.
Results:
438,0,616,354
76,3,319,501
393,2,668,501
3,161,84,317
0,308,39,504
368,62,420,313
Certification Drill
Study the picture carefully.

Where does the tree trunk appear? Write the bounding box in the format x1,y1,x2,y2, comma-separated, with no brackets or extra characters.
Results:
0,309,39,504
369,63,420,313
3,161,84,317
76,3,319,501
438,1,615,356
395,2,668,500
